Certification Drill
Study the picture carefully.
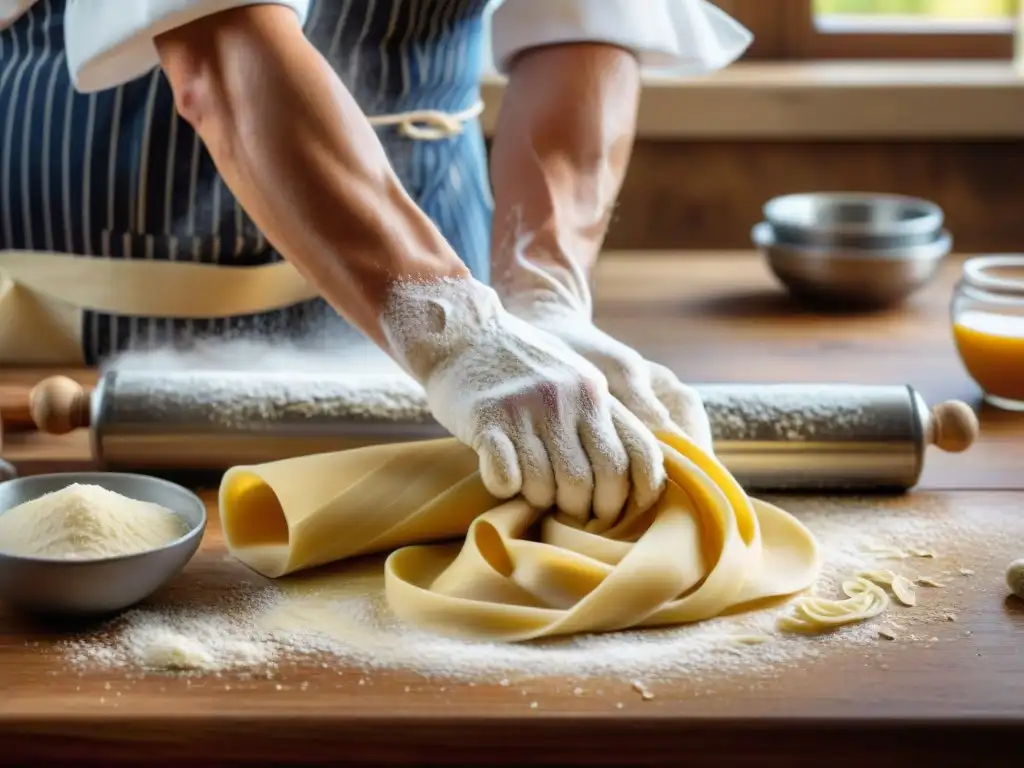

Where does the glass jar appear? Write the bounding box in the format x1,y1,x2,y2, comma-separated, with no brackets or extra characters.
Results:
951,255,1024,411
1016,0,1024,75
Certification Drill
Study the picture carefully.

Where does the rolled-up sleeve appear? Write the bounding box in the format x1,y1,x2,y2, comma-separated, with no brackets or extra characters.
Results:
65,0,311,93
489,0,752,76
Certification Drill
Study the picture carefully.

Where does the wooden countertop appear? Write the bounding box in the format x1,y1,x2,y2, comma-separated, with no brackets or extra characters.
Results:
1,251,1022,765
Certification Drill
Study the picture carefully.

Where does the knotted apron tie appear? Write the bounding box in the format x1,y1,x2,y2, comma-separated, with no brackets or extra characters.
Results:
367,100,485,141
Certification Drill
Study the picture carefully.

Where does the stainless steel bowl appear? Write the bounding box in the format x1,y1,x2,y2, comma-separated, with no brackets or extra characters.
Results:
764,192,944,249
0,472,206,617
752,221,952,309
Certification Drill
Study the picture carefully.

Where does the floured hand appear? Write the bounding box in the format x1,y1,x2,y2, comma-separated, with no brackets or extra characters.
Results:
496,245,713,455
381,277,665,523
513,301,713,454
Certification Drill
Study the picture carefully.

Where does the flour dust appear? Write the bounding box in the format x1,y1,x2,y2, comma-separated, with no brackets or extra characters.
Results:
101,324,434,428
57,494,1002,685
100,331,888,447
66,318,1007,687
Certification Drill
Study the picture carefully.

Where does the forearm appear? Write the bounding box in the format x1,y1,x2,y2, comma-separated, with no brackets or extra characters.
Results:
154,5,469,348
489,43,640,314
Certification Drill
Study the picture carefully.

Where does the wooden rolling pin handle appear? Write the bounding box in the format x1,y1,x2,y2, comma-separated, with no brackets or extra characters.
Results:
929,400,979,453
0,385,35,431
29,375,91,434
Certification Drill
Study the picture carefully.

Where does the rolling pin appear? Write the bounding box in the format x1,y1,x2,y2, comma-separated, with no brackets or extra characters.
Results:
27,371,978,491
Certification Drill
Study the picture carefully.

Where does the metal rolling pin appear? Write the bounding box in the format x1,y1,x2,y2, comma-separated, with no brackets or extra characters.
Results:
27,371,977,491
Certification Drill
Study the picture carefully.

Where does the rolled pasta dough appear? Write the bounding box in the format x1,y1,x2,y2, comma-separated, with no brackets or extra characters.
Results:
219,431,822,642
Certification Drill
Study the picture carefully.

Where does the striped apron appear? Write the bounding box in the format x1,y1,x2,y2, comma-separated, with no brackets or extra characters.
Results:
0,0,493,364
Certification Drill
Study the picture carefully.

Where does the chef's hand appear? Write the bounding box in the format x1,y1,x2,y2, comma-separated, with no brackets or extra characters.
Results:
382,276,665,523
504,285,714,456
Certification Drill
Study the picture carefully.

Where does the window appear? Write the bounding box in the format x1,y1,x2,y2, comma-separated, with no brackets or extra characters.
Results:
716,0,1017,59
815,0,1016,33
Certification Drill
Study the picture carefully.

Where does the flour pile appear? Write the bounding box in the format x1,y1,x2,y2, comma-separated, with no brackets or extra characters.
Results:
0,484,188,560
63,596,279,672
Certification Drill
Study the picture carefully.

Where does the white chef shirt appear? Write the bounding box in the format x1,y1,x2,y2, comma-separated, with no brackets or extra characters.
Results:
488,0,752,76
1,0,752,93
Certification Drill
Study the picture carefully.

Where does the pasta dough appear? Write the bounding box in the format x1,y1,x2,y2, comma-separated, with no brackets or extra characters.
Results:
777,577,889,633
219,431,823,642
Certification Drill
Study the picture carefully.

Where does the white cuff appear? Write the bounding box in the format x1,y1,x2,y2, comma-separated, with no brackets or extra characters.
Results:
65,0,311,93
490,0,752,76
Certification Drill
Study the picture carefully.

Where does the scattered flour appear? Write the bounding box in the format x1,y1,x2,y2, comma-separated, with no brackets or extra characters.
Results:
110,370,435,429
699,385,877,442
61,587,279,672
0,483,188,560
100,337,891,447
65,339,990,681
58,493,994,682
105,339,435,429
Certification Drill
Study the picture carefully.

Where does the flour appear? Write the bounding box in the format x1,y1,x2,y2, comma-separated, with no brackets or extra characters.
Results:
106,338,436,429
0,484,188,560
60,494,992,682
698,386,876,442
250,496,980,681
63,595,279,673
256,567,820,682
110,369,435,429
103,356,894,452
103,332,891,448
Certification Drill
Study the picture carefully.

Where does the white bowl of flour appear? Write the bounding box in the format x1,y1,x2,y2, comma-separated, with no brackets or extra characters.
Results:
0,472,206,617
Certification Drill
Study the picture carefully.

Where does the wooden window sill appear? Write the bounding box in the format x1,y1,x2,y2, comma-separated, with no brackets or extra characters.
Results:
480,61,1024,140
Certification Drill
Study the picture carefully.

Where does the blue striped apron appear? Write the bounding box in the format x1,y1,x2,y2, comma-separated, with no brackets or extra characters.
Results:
0,0,493,364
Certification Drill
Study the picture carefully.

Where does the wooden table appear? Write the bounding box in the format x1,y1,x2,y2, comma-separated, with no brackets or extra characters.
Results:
1,251,1022,765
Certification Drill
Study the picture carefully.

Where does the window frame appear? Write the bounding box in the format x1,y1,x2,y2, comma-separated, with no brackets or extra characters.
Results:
716,0,1014,60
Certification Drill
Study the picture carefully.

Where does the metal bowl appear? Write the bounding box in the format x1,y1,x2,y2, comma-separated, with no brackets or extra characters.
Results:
764,192,944,249
0,472,206,617
752,221,952,309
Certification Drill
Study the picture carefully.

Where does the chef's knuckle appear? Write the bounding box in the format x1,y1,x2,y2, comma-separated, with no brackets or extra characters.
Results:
534,379,563,411
603,446,629,477
569,372,604,405
674,382,704,410
473,397,510,427
610,357,642,386
561,462,593,488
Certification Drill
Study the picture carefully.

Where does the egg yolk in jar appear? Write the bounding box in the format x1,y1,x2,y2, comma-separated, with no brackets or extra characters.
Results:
953,311,1024,403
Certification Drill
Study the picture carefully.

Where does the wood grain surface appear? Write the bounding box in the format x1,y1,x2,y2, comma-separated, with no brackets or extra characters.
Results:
1,251,1022,765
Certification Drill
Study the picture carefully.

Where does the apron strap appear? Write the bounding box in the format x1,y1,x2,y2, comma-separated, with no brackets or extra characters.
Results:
0,250,319,319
